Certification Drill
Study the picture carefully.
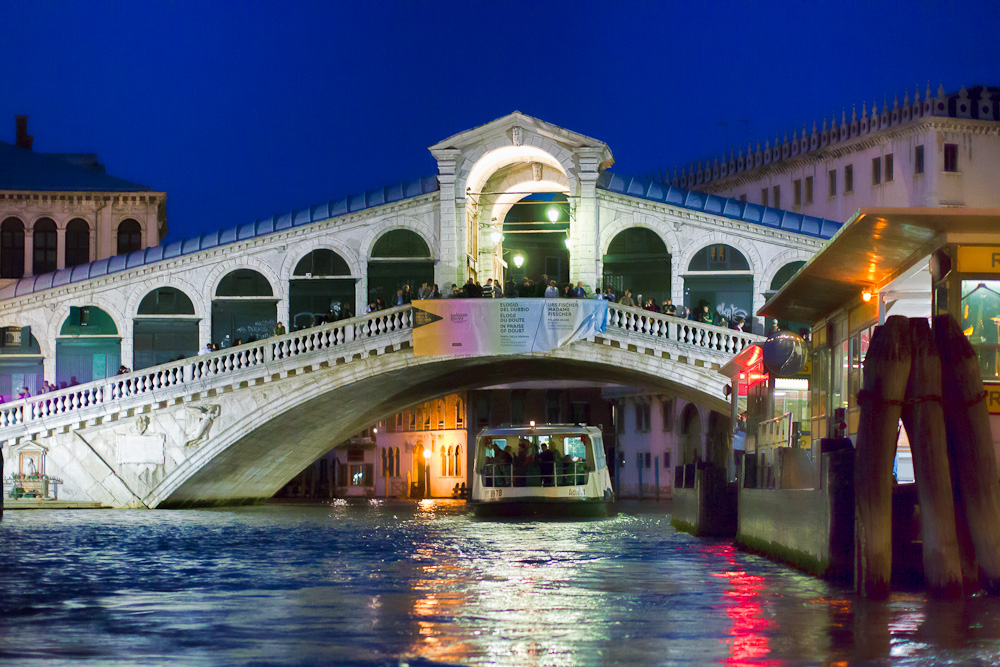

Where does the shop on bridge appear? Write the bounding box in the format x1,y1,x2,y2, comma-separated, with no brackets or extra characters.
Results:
56,306,121,387
683,244,753,326
366,230,434,307
602,227,671,306
211,269,277,348
133,287,199,369
0,326,43,401
289,249,356,330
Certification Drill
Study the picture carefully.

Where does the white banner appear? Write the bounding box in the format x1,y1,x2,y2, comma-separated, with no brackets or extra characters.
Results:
412,298,608,357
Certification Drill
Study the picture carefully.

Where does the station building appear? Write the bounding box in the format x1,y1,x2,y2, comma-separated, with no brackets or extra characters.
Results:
614,83,1000,498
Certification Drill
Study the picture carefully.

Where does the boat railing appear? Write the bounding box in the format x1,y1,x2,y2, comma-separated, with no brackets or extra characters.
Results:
479,461,590,488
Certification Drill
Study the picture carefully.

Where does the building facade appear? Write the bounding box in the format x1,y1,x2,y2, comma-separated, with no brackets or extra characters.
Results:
669,85,1000,221
0,116,166,288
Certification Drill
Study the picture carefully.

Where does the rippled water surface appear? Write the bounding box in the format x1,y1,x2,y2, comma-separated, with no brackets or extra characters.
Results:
2,501,1000,666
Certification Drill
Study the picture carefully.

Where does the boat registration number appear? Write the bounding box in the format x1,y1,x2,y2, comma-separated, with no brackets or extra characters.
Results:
568,487,585,496
487,489,503,499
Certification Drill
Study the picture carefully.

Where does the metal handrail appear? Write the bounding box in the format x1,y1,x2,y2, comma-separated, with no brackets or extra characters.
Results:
479,461,590,488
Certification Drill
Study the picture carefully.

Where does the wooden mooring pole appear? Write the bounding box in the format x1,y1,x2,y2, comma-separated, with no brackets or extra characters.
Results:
935,314,1000,593
901,318,962,597
855,316,911,598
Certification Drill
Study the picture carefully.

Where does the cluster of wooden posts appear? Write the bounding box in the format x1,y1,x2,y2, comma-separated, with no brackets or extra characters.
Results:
856,315,1000,598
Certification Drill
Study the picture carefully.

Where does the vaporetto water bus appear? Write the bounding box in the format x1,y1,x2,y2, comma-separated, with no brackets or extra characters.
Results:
469,423,615,518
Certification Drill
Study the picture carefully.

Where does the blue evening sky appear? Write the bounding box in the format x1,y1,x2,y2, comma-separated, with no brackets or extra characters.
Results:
3,1,997,242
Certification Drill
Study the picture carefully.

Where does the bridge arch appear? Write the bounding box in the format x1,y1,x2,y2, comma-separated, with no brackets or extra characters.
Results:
287,247,358,328
365,227,435,304
279,240,361,283
54,303,123,386
758,249,812,295
460,142,579,199
147,341,730,507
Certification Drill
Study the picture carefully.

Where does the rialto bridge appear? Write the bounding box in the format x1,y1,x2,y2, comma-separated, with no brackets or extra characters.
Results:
0,112,839,506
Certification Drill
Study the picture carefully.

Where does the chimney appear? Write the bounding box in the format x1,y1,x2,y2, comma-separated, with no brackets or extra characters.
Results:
15,115,33,150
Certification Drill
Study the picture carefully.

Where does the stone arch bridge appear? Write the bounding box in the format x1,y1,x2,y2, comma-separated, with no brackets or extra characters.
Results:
0,303,758,508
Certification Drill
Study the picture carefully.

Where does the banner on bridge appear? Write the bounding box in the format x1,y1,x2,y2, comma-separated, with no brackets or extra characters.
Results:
412,298,608,357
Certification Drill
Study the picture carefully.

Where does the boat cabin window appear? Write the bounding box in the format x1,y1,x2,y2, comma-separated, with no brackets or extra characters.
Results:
476,431,601,488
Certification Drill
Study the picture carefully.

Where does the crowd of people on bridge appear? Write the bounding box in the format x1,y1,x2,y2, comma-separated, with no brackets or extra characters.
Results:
362,277,751,332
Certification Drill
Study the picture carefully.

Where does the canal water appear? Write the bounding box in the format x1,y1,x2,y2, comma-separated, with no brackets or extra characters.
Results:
2,501,1000,666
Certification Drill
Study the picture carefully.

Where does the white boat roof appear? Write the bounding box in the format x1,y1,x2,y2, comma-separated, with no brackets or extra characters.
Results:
476,424,602,438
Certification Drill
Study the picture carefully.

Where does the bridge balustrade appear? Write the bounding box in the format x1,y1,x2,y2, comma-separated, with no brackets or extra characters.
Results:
0,301,759,437
0,306,414,432
605,303,758,356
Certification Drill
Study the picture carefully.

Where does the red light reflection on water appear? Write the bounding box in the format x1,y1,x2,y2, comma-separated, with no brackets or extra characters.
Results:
703,544,785,666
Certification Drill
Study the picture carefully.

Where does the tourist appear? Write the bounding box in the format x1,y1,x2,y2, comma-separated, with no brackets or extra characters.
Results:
482,278,497,298
617,289,636,307
274,321,286,336
662,299,677,316
18,387,30,399
417,282,431,299
644,298,658,312
594,287,602,299
574,281,588,298
544,280,559,298
431,284,442,299
696,305,713,324
537,274,550,297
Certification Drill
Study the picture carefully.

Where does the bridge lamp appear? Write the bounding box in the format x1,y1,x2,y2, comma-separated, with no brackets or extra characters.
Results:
564,236,572,249
513,254,525,268
490,230,503,245
546,206,560,222
861,288,874,303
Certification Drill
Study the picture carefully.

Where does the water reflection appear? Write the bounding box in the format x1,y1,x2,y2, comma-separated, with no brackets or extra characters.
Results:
1,501,1000,665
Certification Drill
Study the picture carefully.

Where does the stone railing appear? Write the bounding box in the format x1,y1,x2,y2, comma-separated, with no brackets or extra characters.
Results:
605,303,760,358
0,306,415,434
0,301,755,437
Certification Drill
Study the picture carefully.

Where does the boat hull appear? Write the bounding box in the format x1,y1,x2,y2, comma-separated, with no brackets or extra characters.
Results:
470,497,612,519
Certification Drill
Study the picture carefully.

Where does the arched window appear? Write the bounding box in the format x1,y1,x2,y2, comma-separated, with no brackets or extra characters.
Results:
367,230,433,305
0,326,43,400
455,399,464,428
57,306,121,386
769,261,806,292
602,227,671,304
371,230,430,258
442,447,448,476
454,446,462,477
765,261,808,335
32,218,57,275
381,448,388,474
65,218,90,268
134,287,199,369
687,244,749,271
216,269,273,296
394,447,400,476
290,251,355,330
212,269,276,347
684,244,752,324
117,219,142,255
1,217,25,279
